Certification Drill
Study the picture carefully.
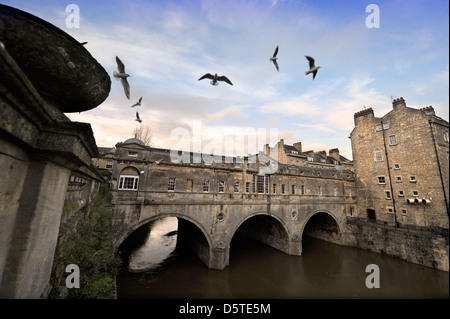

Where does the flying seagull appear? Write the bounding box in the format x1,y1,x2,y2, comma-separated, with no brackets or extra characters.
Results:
198,73,233,86
305,55,321,80
270,45,279,71
131,97,142,108
114,56,131,99
135,111,142,123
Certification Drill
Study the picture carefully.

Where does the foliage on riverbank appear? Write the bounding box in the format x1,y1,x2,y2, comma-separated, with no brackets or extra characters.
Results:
50,184,119,299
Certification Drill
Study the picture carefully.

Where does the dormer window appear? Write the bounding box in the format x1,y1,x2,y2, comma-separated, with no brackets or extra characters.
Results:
291,150,298,154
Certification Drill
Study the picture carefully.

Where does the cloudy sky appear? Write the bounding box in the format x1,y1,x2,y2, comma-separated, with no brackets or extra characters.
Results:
3,0,449,159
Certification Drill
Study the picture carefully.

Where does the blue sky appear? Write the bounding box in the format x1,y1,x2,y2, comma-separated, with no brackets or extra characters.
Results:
3,0,449,159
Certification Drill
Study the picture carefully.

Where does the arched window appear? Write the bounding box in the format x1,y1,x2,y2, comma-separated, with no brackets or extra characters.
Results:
118,167,140,190
374,149,383,162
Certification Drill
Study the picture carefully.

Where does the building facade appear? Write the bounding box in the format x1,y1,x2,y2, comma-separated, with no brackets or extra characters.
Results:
264,139,353,170
350,97,449,229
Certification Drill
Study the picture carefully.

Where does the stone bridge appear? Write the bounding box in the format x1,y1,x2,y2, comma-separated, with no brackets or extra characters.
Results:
111,173,356,270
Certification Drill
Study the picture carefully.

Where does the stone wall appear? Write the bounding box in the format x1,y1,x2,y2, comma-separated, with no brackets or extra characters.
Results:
345,218,449,271
0,13,108,297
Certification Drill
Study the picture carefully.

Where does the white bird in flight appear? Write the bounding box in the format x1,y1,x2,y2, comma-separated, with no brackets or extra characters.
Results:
131,97,142,108
113,56,131,99
270,45,279,71
135,111,142,123
198,73,233,86
305,55,321,80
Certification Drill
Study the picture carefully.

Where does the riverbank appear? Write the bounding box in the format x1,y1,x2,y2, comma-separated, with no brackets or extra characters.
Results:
48,185,119,299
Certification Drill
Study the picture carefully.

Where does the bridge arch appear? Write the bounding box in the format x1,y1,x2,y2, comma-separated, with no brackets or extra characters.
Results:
300,209,341,244
229,212,291,256
114,212,213,256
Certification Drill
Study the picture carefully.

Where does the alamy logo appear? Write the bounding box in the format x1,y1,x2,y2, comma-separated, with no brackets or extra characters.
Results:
65,4,80,29
365,264,380,288
365,4,380,29
65,264,80,288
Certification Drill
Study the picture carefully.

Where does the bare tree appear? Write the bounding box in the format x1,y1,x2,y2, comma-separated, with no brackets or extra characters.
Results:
133,125,152,146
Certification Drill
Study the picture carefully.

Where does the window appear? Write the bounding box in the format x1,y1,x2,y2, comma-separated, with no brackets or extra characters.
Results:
257,175,265,194
203,180,210,192
234,181,240,193
281,184,286,194
105,160,113,169
118,175,139,190
398,190,405,197
401,209,407,215
307,156,314,162
394,164,400,169
396,176,402,183
410,176,417,183
291,184,295,195
350,207,354,216
301,185,305,195
252,175,256,193
413,191,419,197
265,175,270,193
245,182,250,193
334,187,337,196
389,135,397,145
349,188,352,197
444,131,449,143
385,191,391,199
218,181,225,193
128,151,138,157
168,177,176,191
387,207,393,213
378,176,386,184
272,184,276,194
374,149,383,162
376,123,389,131
318,186,322,196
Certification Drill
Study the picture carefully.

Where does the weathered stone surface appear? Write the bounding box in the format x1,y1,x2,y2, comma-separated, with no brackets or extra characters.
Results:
0,4,110,112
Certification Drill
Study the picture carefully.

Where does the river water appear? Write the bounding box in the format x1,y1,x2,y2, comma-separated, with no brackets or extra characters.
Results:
116,217,448,299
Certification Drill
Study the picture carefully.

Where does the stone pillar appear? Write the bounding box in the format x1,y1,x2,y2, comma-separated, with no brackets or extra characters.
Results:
0,5,110,298
209,245,230,270
0,162,70,298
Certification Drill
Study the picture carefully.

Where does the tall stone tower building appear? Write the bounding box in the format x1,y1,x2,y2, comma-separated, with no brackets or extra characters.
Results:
350,97,449,229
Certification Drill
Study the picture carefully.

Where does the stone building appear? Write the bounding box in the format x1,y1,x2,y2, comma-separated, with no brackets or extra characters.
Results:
102,137,355,203
264,139,353,170
350,97,449,229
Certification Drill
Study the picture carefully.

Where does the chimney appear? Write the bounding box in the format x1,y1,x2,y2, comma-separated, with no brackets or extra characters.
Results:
293,142,302,153
419,105,435,116
329,148,340,161
392,97,406,110
354,107,374,126
264,143,270,156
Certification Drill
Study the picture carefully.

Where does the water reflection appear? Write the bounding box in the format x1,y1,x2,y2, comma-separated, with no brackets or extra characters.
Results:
127,217,178,272
117,217,449,299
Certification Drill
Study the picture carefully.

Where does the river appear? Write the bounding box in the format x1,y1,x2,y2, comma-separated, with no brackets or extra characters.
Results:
116,217,448,299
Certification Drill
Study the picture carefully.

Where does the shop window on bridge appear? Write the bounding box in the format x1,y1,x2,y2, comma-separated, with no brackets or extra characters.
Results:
234,181,240,193
203,180,210,193
218,181,225,193
168,177,176,191
118,167,140,191
118,175,139,190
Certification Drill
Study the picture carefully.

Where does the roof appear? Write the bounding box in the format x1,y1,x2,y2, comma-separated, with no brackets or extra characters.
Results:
123,137,145,146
